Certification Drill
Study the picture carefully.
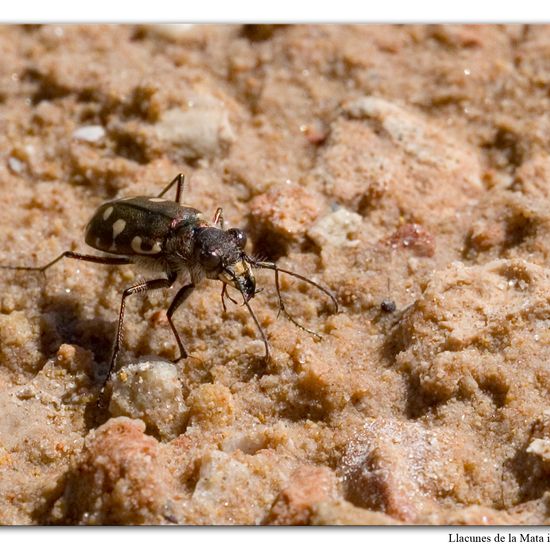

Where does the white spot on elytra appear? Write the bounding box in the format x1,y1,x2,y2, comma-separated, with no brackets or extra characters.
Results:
148,197,168,202
112,219,126,240
103,206,114,220
131,236,162,254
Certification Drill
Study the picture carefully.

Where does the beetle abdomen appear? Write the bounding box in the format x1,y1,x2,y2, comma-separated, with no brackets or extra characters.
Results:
85,196,203,256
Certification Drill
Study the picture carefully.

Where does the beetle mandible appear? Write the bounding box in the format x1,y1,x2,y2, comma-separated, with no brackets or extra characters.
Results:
1,174,339,399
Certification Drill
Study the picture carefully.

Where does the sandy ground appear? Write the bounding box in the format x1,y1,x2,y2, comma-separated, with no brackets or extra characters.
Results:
1,23,550,525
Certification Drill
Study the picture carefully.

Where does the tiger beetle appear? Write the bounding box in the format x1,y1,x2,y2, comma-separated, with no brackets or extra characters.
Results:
1,174,339,404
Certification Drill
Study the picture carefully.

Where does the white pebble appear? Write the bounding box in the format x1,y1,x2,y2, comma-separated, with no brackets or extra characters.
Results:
7,157,24,174
72,125,106,143
307,207,363,249
109,360,187,441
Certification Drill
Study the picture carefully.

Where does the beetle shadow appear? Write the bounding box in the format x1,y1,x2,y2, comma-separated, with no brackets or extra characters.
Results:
242,354,270,382
38,293,114,362
37,291,116,429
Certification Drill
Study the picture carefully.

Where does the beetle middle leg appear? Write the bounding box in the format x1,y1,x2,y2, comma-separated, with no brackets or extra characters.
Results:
158,173,186,204
101,273,177,401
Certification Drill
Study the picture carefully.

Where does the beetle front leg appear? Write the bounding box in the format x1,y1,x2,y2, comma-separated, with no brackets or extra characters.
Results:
166,283,195,362
220,282,238,312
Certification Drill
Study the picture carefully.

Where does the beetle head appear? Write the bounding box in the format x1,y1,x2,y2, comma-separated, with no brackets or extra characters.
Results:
193,226,256,301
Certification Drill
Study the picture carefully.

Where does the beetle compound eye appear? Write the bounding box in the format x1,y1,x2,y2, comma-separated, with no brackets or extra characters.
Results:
228,228,247,249
199,249,222,270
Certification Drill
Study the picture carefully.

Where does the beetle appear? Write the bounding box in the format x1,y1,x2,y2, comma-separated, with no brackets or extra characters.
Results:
1,174,338,400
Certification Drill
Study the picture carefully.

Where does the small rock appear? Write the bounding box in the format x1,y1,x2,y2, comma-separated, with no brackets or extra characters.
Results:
72,125,106,143
48,417,171,525
384,223,435,257
263,465,339,525
527,438,550,462
7,156,24,174
310,500,399,525
190,449,294,524
307,207,363,249
155,100,235,160
249,182,324,240
109,361,187,441
340,418,496,522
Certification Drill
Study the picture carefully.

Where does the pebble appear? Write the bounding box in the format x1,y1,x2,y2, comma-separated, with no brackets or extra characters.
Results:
109,360,187,441
155,101,235,160
7,156,24,174
307,207,363,249
72,125,106,143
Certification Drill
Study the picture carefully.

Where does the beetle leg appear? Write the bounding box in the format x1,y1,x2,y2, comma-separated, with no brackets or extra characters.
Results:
0,251,132,272
158,173,186,204
212,207,224,229
240,289,270,362
221,282,227,312
99,274,177,405
220,281,238,312
166,283,195,362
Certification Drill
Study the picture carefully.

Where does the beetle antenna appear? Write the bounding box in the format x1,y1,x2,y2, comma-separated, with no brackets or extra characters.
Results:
249,259,339,312
247,259,338,338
